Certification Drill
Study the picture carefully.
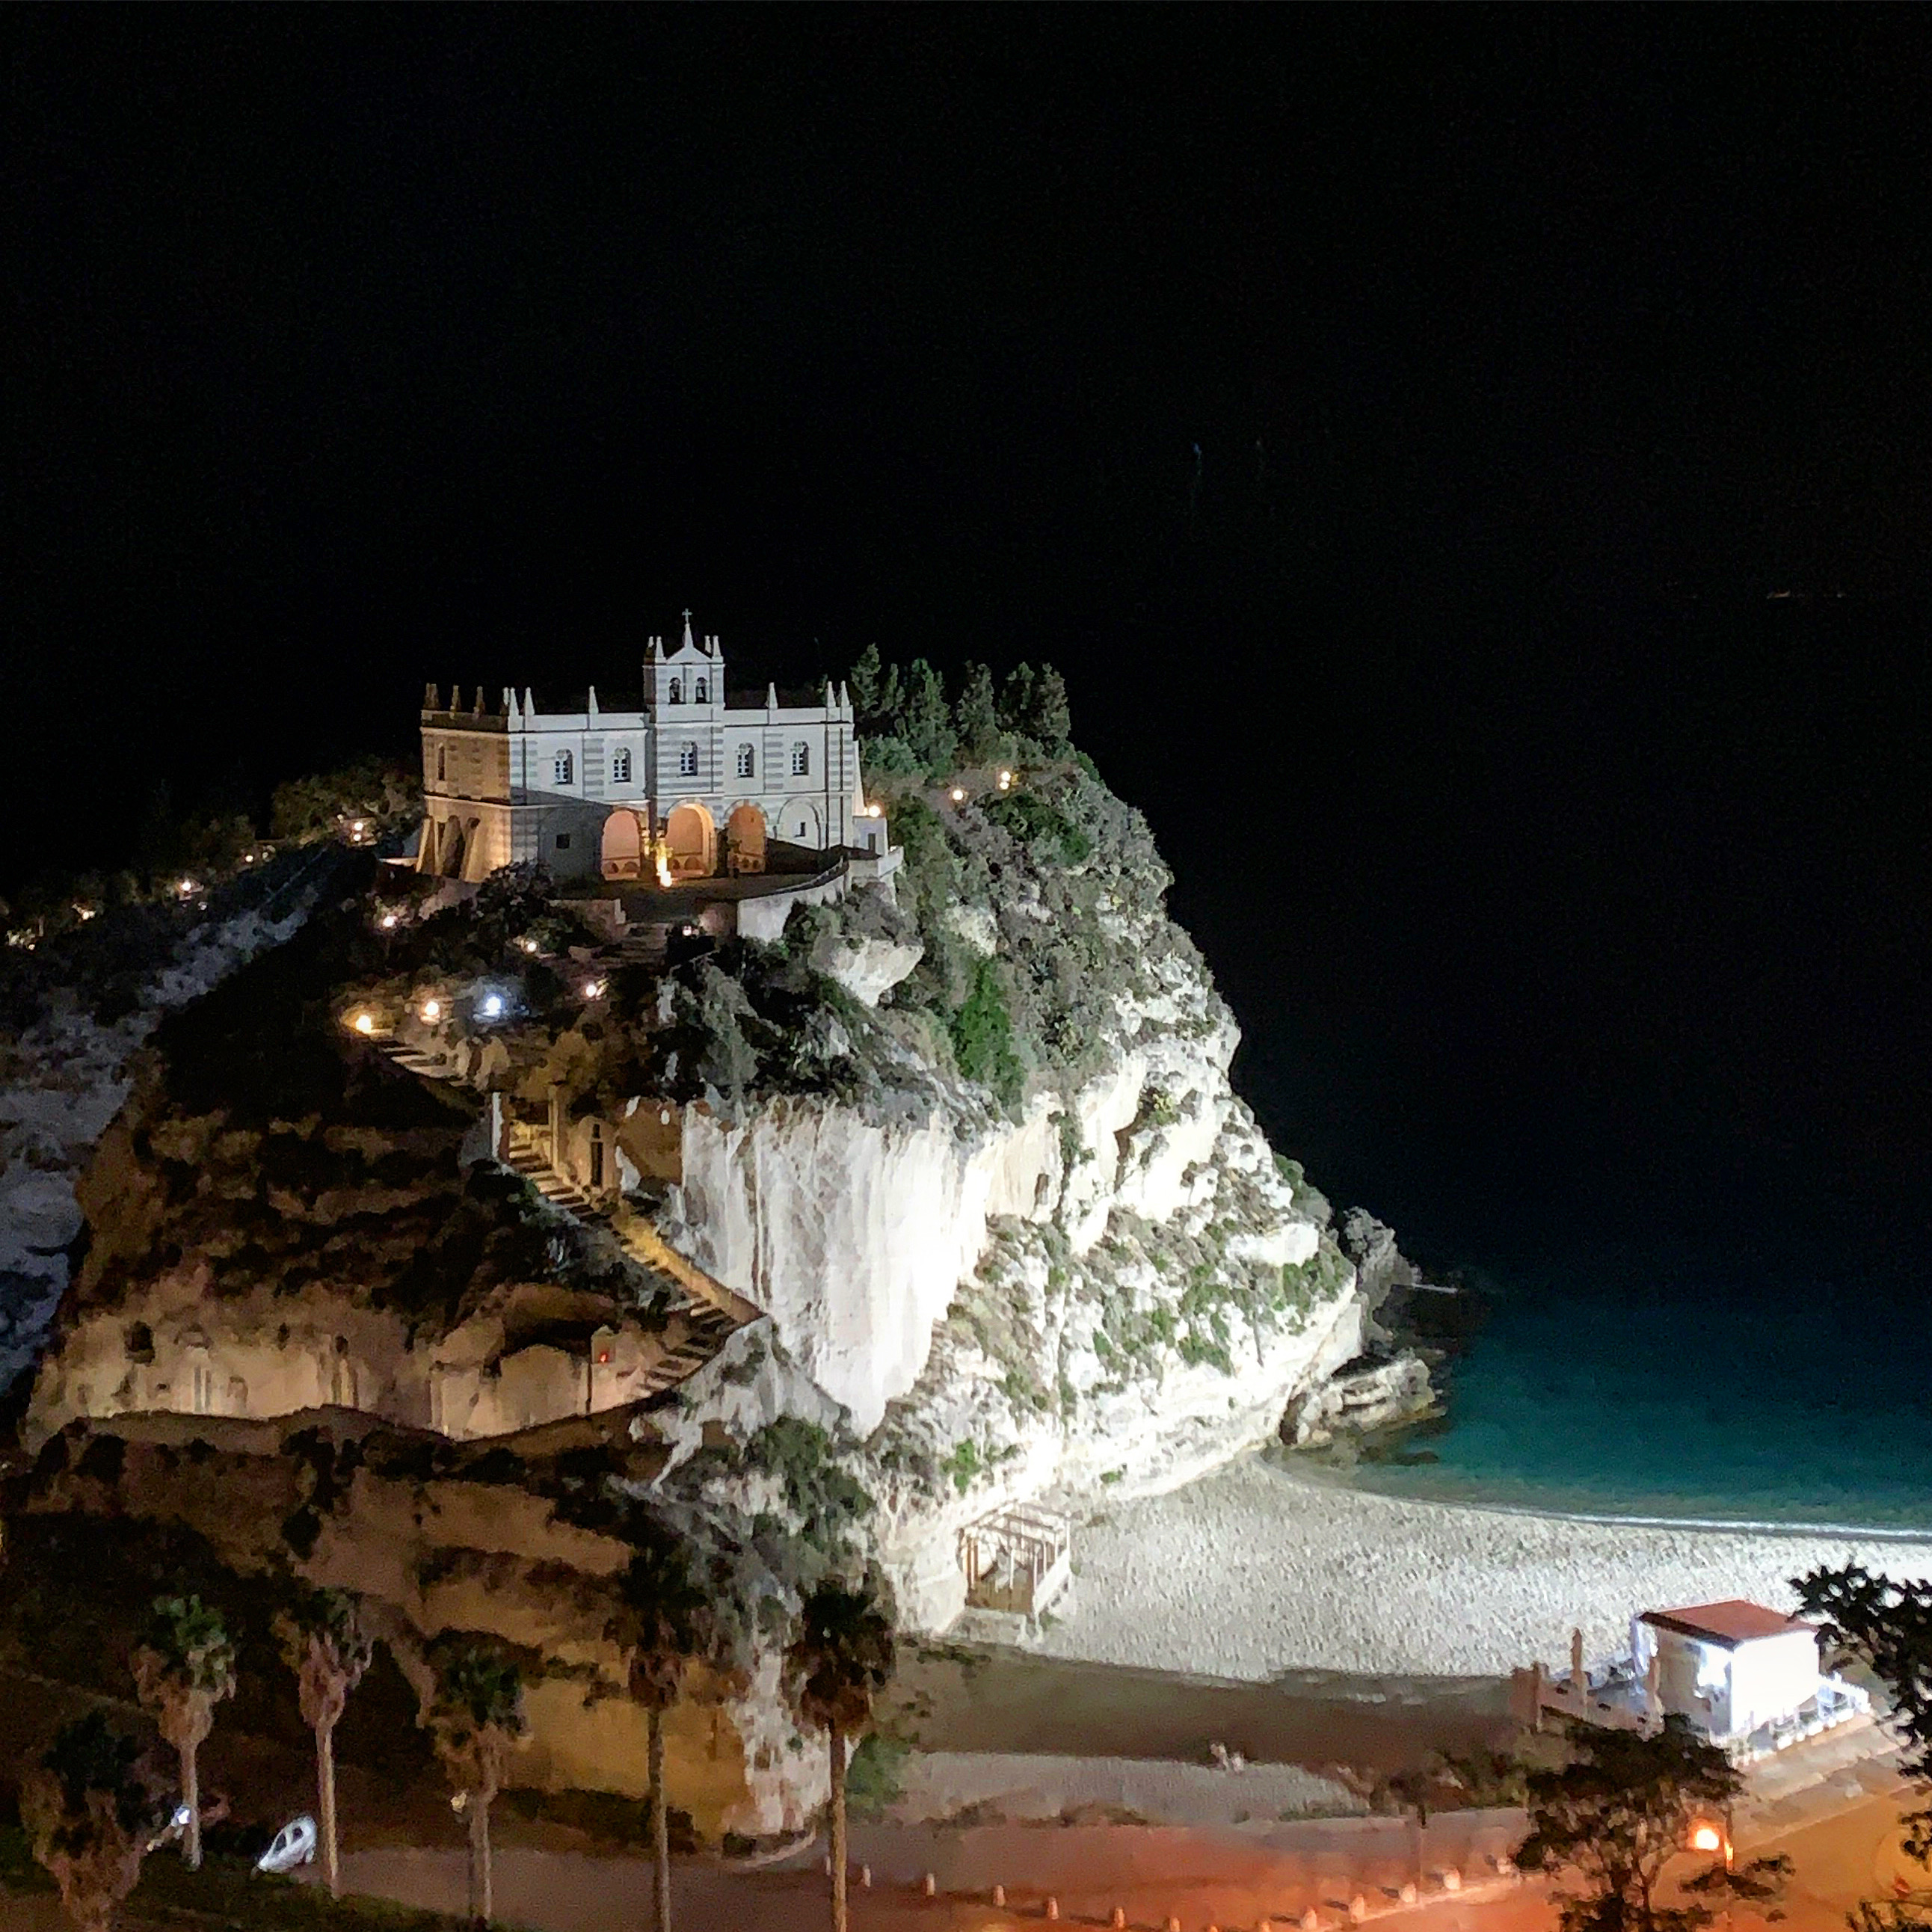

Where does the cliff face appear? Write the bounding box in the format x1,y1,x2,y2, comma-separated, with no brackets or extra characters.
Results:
642,765,1363,1626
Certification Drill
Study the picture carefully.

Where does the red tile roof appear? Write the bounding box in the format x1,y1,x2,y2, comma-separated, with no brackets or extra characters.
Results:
1640,1599,1816,1647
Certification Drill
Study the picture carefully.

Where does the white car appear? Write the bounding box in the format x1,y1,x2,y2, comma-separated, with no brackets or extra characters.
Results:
256,1815,318,1875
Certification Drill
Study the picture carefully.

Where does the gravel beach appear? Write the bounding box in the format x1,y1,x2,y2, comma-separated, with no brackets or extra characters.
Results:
1039,1454,1932,1681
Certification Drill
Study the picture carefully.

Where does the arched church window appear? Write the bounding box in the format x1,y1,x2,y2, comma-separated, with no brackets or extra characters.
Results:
436,744,447,784
668,678,683,704
695,677,709,703
736,744,755,778
790,742,810,776
554,750,574,786
611,747,632,785
678,742,699,778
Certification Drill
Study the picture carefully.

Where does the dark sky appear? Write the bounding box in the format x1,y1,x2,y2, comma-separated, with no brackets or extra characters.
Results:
9,10,1931,1274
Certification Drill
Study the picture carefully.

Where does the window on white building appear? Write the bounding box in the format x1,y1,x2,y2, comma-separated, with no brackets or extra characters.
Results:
668,678,683,704
695,677,709,703
678,742,699,777
790,742,810,775
736,744,755,778
554,750,574,786
611,747,632,784
555,833,571,851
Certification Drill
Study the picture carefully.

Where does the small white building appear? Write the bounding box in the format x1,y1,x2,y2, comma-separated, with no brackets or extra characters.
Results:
419,615,885,886
1632,1599,1822,1744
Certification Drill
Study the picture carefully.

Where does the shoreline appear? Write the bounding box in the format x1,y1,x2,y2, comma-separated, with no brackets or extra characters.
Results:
1037,1450,1932,1684
1279,1452,1932,1545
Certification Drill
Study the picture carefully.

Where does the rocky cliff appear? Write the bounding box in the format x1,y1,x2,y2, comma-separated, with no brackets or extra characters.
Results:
10,751,1420,1830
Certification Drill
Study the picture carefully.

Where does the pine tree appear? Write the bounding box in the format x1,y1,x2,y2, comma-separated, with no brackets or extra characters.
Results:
897,660,956,774
847,643,885,723
997,663,1037,739
954,663,1003,763
1030,664,1072,748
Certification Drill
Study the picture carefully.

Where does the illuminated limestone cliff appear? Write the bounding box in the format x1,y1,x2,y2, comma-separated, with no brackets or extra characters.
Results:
15,754,1418,1831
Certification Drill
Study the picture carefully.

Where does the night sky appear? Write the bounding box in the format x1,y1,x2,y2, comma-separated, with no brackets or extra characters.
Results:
10,11,1931,1285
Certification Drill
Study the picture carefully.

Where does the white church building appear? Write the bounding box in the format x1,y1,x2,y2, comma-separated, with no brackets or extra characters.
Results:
418,616,878,885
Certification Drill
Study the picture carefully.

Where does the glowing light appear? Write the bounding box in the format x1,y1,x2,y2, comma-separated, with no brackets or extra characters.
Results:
1689,1824,1723,1854
950,787,966,802
520,937,538,954
351,819,366,833
351,1012,375,1036
242,853,254,864
583,980,604,1000
597,1350,612,1365
178,878,198,896
74,904,97,921
656,855,674,888
479,993,505,1019
421,999,442,1023
380,912,398,929
997,769,1012,790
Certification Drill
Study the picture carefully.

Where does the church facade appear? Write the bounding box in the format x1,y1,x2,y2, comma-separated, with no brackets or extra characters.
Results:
418,617,874,885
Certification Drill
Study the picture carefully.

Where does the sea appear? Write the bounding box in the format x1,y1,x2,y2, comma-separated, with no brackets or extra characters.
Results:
1341,1228,1932,1540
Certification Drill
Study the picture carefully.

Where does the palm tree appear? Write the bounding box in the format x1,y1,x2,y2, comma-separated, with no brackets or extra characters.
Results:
22,1711,162,1932
606,1522,745,1932
422,1638,526,1926
273,1585,374,1898
782,1572,897,1932
129,1594,236,1871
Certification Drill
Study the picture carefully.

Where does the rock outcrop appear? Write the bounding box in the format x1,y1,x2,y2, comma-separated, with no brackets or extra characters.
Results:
0,849,339,1398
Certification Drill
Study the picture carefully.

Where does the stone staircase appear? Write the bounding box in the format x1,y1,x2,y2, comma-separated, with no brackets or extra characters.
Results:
359,1027,752,1404
370,1033,449,1080
501,1122,750,1398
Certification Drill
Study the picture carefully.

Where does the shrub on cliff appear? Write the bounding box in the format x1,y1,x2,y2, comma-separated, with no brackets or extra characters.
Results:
948,958,1024,1107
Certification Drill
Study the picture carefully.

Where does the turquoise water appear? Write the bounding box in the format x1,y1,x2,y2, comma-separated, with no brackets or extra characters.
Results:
1344,1239,1932,1538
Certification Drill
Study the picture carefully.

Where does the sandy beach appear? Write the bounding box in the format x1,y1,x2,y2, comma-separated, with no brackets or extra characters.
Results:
1038,1453,1932,1682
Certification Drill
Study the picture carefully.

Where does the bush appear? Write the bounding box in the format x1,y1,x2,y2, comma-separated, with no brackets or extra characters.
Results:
948,957,1024,1106
845,1734,911,1820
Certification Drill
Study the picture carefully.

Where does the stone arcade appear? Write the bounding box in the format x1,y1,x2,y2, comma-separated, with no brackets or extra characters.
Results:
418,614,884,885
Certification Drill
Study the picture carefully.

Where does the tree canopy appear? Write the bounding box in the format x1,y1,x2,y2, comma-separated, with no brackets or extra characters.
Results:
782,1571,897,1740
1516,1717,1788,1932
852,649,1073,780
1797,1563,1932,1931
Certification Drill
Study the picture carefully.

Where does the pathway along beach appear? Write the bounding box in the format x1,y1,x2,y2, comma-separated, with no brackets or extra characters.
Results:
1036,1453,1932,1682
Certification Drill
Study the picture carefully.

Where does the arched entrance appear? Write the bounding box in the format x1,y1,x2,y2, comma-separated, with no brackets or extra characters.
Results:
600,807,647,881
665,802,716,878
725,802,768,875
778,801,824,849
